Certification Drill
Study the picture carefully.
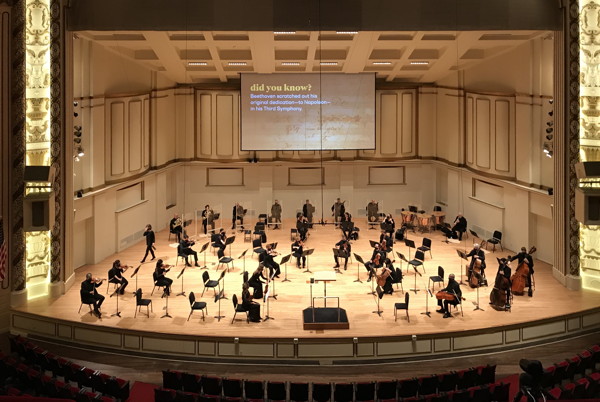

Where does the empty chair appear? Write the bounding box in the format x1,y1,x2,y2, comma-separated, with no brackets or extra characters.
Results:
134,288,152,318
408,250,426,274
485,230,503,251
201,375,222,397
376,380,398,400
398,377,419,399
417,237,433,258
217,256,234,271
289,382,309,402
223,378,242,398
355,381,375,402
428,266,445,290
252,238,265,257
266,381,287,401
333,382,353,402
187,292,207,321
244,380,264,400
312,383,332,402
417,375,438,396
201,271,219,297
181,372,201,393
231,294,249,324
478,364,496,385
394,292,410,322
437,371,458,393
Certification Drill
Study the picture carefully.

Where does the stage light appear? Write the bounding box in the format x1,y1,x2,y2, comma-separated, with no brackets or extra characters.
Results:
73,112,78,117
76,147,85,157
274,31,296,35
548,111,553,117
73,101,78,107
549,99,554,104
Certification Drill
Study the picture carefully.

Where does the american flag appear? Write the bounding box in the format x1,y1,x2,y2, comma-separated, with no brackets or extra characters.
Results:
0,217,6,282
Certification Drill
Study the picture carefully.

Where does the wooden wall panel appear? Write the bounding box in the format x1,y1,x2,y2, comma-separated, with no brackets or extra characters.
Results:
475,98,490,169
380,93,398,155
198,94,212,156
401,92,413,154
216,95,234,156
110,102,125,176
466,97,474,164
207,167,244,186
495,100,510,172
143,98,150,168
128,100,142,172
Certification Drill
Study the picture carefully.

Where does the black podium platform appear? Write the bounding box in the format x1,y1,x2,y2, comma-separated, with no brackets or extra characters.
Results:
302,307,350,330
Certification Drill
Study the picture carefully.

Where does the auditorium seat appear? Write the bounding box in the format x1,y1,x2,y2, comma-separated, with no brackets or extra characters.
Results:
312,382,331,401
436,371,458,393
198,395,221,402
181,372,201,393
243,379,264,400
201,375,222,397
163,370,183,390
355,381,375,401
376,380,397,400
456,367,479,390
155,387,176,402
469,384,492,402
289,382,309,401
417,375,438,396
222,378,242,399
333,382,353,402
266,381,286,401
477,364,496,385
175,390,197,402
490,382,510,401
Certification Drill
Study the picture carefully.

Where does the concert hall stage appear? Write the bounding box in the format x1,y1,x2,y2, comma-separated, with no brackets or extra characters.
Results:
10,219,600,364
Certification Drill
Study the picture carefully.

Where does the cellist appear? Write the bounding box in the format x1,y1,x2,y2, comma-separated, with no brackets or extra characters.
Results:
436,273,462,318
509,247,534,296
490,257,512,310
466,243,486,283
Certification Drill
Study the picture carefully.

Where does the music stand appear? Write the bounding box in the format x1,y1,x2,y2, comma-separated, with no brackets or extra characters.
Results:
238,249,248,275
161,288,172,319
267,271,278,300
404,239,416,260
130,264,142,294
176,267,186,297
217,270,228,300
214,289,225,321
263,282,274,321
279,254,292,282
421,288,433,318
353,253,365,283
332,248,344,274
302,249,314,273
225,235,236,256
472,271,484,311
469,229,479,243
456,249,468,285
198,242,210,269
396,251,408,272
369,240,380,249
109,284,123,317
367,266,377,295
440,225,452,244
409,263,422,294
374,286,384,316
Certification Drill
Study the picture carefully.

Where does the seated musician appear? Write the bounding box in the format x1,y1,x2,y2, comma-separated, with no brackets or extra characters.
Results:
365,250,384,281
451,213,467,240
296,215,308,241
379,258,395,295
340,212,353,239
179,235,200,267
291,236,305,268
215,229,227,259
242,282,262,322
169,214,183,242
248,265,268,299
466,243,486,281
108,260,129,294
262,244,281,278
80,273,105,318
333,235,351,270
437,273,462,318
494,257,512,307
383,214,395,236
372,241,388,262
202,205,215,234
154,259,173,296
509,247,534,296
379,231,393,250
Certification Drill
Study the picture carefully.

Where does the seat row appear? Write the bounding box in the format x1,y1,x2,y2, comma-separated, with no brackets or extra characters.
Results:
541,344,600,389
161,364,497,401
9,335,130,401
546,372,600,400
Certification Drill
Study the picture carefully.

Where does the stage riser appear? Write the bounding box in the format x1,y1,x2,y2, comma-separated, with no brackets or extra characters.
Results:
11,308,600,364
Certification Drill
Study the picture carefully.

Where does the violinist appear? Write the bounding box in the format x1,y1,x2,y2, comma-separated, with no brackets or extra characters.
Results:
296,214,308,241
80,273,105,318
248,265,268,299
466,243,486,283
291,236,305,268
436,273,462,318
262,243,281,278
107,260,129,294
154,259,173,297
179,234,200,267
242,282,262,322
451,213,467,240
365,250,384,281
509,247,535,296
333,235,351,270
141,224,156,263
202,205,215,234
169,214,183,242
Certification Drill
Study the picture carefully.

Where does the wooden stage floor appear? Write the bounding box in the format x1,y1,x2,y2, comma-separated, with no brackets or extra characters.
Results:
13,219,600,340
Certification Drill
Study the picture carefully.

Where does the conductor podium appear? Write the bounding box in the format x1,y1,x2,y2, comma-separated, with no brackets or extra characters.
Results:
302,271,350,330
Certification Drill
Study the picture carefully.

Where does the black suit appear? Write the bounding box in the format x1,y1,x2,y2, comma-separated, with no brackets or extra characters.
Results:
108,267,128,294
169,218,182,242
451,216,467,240
179,239,198,265
466,247,486,279
334,239,351,269
81,279,105,312
154,266,172,295
142,229,156,261
509,251,534,292
437,278,462,313
292,240,305,267
262,251,281,277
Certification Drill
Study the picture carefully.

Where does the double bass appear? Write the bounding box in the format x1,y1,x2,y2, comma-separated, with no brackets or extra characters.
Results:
490,260,511,311
469,258,483,288
510,246,536,296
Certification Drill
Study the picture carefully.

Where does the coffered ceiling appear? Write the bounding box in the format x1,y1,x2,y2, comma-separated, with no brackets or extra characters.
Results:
77,30,550,84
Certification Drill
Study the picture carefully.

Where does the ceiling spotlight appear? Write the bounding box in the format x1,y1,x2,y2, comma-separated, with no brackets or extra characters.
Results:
549,99,554,104
77,146,85,157
546,134,553,141
546,121,554,127
410,61,429,65
74,156,80,162
228,62,247,66
373,61,392,65
74,137,81,144
274,31,296,35
188,61,208,66
336,31,358,35
319,62,338,65
546,150,553,158
73,112,78,117
281,62,300,66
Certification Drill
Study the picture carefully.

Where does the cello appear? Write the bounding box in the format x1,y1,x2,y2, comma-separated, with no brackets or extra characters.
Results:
469,257,483,288
510,246,536,296
376,265,392,287
490,258,511,311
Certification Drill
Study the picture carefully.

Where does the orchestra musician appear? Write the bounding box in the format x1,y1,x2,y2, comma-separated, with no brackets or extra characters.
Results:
302,199,315,224
202,205,215,234
383,214,395,237
154,259,173,297
232,203,245,229
215,229,227,259
179,234,200,267
107,260,129,294
270,200,282,229
141,224,156,263
331,198,346,226
80,273,105,318
291,236,305,268
366,200,379,224
379,230,393,250
466,243,486,282
261,244,281,278
296,214,308,241
509,247,535,296
340,212,353,239
242,282,262,322
451,213,468,240
436,273,462,318
492,257,512,308
333,235,352,270
379,258,395,295
248,265,268,299
365,249,384,281
169,214,183,242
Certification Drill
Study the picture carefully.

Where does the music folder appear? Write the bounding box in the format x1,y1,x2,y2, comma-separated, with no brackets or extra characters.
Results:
130,265,141,278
